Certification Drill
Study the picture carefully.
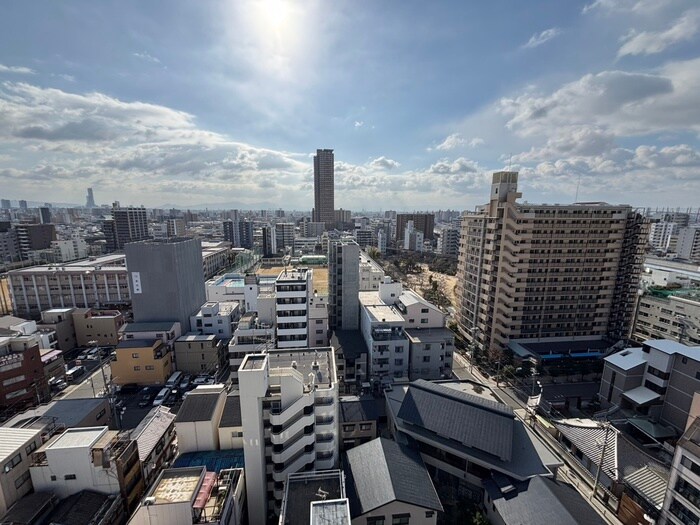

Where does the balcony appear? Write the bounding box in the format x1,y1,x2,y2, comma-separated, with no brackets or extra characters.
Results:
272,449,315,483
269,394,314,424
315,416,334,427
271,432,315,464
271,411,315,444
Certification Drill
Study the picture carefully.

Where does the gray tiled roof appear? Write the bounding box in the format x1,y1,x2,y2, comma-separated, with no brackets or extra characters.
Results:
484,475,606,525
344,437,443,517
397,379,514,460
131,406,174,462
624,466,668,510
340,397,382,423
175,393,221,423
218,394,242,428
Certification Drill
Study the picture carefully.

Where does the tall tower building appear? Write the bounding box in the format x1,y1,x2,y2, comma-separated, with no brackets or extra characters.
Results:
85,187,96,208
38,207,52,225
328,238,360,330
455,172,649,357
125,238,206,330
104,205,149,252
239,220,254,250
313,149,335,227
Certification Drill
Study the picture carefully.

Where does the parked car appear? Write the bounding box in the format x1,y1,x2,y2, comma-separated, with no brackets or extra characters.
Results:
179,375,192,392
117,383,140,395
163,392,178,407
137,387,157,407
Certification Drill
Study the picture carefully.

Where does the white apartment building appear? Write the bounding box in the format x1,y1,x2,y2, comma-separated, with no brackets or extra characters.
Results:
228,311,274,383
403,220,424,252
0,427,42,517
201,241,235,279
649,221,679,253
205,273,277,315
190,301,241,339
634,289,700,346
677,225,700,263
308,293,329,347
376,229,387,254
359,251,385,291
661,417,700,525
51,238,88,263
239,348,339,525
128,467,245,525
275,268,311,349
437,226,460,258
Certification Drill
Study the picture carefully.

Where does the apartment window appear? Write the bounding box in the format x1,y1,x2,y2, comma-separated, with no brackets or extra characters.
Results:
395,347,404,353
360,423,372,431
408,319,415,323
131,353,139,358
676,478,700,506
64,474,77,480
343,424,355,432
50,475,57,481
422,356,430,363
420,318,429,324
425,511,435,518
669,497,698,525
25,441,37,455
392,514,410,525
421,308,429,313
367,518,385,525
14,471,30,489
96,409,106,420
145,365,154,371
231,431,243,438
316,329,324,334
316,319,323,324
424,344,431,351
681,456,700,476
4,453,22,473
133,366,141,371
395,359,403,366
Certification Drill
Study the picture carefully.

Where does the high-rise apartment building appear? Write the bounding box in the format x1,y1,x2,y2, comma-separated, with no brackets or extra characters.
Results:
223,219,241,247
275,222,295,252
125,238,206,330
18,200,27,210
396,213,435,244
328,239,360,330
677,225,700,263
456,171,649,355
15,223,56,260
313,149,335,227
275,268,311,348
238,348,339,524
0,199,10,210
261,225,277,257
648,220,678,253
239,219,254,249
38,207,51,225
104,205,149,252
85,187,96,208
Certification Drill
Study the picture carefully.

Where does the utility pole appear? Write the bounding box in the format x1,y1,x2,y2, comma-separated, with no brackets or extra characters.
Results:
591,421,612,501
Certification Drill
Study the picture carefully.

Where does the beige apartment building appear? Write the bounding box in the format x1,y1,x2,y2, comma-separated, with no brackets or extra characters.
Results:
72,308,125,346
456,171,649,355
633,289,700,346
111,339,174,385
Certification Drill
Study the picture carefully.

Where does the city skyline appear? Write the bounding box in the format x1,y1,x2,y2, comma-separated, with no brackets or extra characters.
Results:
1,1,700,210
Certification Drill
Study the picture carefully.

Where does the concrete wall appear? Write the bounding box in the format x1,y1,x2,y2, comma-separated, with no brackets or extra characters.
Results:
111,343,174,385
352,500,438,525
73,310,124,346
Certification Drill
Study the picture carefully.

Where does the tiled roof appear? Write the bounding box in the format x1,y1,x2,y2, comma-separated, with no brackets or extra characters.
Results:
131,406,174,462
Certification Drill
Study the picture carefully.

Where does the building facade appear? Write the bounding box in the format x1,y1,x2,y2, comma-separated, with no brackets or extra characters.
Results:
456,171,650,356
313,149,335,227
328,239,360,330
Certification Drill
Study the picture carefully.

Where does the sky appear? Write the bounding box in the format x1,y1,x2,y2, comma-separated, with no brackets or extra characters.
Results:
1,0,700,211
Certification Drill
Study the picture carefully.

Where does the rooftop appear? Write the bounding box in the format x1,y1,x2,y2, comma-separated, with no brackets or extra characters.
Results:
9,254,127,273
150,466,204,504
4,398,110,431
177,333,218,342
344,437,443,517
175,391,223,423
280,470,345,525
121,321,178,333
47,426,107,450
605,347,647,371
131,406,175,462
329,330,368,360
340,396,384,423
0,427,41,462
624,465,669,510
310,499,352,525
363,303,404,324
510,338,613,359
173,449,245,473
268,347,336,387
404,327,455,343
241,354,266,370
48,490,121,525
116,338,159,349
276,267,310,282
218,394,242,428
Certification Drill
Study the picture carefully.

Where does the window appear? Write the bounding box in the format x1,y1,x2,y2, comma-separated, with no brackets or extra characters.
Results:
395,359,403,366
392,514,410,525
316,329,324,334
367,518,385,525
420,318,429,324
421,308,429,313
133,366,141,371
4,453,22,473
360,423,372,431
64,474,77,480
343,424,355,432
316,319,323,324
131,352,139,358
422,356,431,363
425,511,434,518
231,431,243,438
25,441,37,455
145,365,154,371
681,455,700,476
408,319,415,324
14,471,30,489
50,475,57,481
96,409,106,420
395,347,404,353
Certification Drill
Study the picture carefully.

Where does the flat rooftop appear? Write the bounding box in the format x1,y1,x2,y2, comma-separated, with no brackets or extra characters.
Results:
405,327,454,342
241,354,267,370
363,304,404,324
276,268,310,282
173,449,245,473
150,467,204,504
9,254,127,273
47,426,107,450
178,333,218,342
268,347,335,386
281,471,344,525
121,321,178,332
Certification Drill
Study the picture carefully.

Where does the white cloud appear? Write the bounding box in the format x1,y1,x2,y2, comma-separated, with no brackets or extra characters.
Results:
354,120,364,128
522,28,562,49
618,9,700,57
368,156,400,170
434,133,484,151
133,52,161,64
0,64,35,75
582,0,671,15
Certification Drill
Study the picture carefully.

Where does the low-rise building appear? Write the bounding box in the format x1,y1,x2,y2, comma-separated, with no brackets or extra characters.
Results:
308,293,329,347
37,308,76,351
279,470,350,525
0,427,43,517
358,252,384,291
127,466,245,525
0,330,48,414
72,308,125,347
111,339,174,386
405,328,454,380
190,301,240,340
30,426,144,514
600,339,700,433
131,406,176,488
175,334,226,377
634,289,700,346
339,396,381,450
175,385,228,454
228,312,274,384
344,437,443,524
3,397,112,434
